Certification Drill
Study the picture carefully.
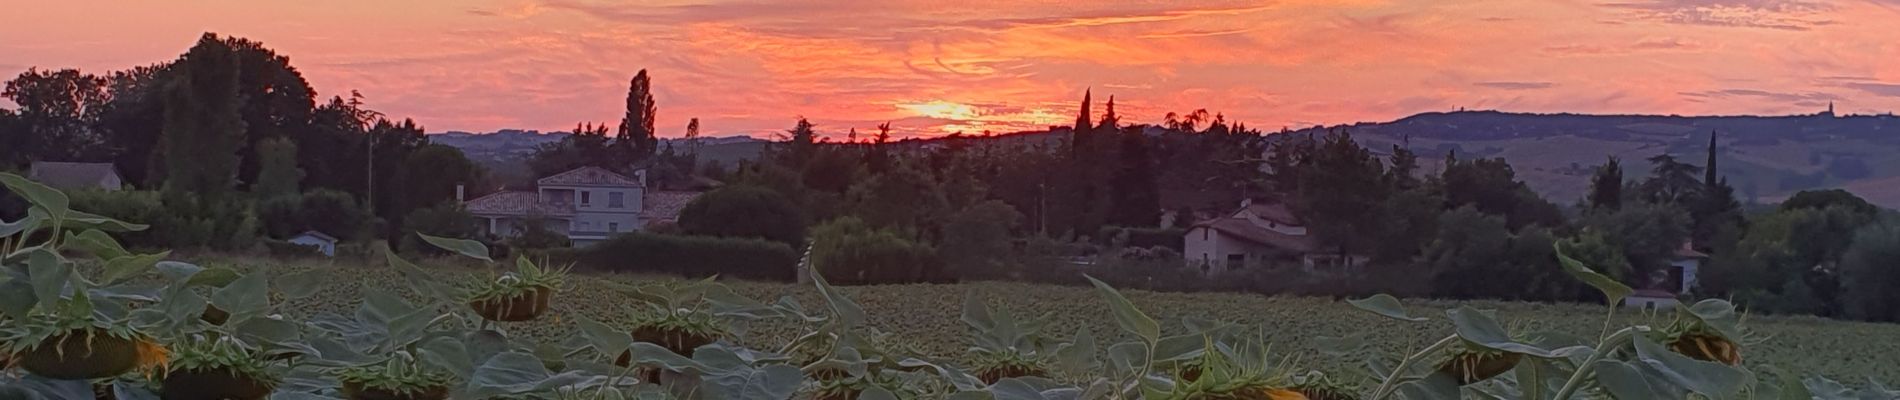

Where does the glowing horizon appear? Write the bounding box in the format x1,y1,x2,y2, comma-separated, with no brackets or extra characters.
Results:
4,0,1900,140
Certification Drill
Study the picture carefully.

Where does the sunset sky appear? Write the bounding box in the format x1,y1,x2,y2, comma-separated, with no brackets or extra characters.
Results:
4,0,1900,139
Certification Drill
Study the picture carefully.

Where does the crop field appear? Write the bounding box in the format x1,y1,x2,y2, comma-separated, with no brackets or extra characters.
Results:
221,256,1900,384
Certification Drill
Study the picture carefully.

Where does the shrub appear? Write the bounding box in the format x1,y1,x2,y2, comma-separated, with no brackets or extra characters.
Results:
1098,226,1185,252
67,190,168,249
810,217,940,285
554,232,798,281
399,202,479,255
677,185,807,246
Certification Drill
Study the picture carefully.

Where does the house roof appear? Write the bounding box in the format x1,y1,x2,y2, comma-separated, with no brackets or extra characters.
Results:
28,162,121,190
641,190,700,222
1674,242,1709,259
292,230,338,242
537,166,641,187
1240,201,1301,226
465,191,576,216
1199,218,1317,253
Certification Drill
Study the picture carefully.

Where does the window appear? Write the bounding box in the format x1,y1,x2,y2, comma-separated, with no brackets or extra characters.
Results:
580,191,592,205
609,192,625,208
1226,254,1245,270
608,223,619,232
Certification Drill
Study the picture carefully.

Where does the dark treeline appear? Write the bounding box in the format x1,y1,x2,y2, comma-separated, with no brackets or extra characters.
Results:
0,33,483,251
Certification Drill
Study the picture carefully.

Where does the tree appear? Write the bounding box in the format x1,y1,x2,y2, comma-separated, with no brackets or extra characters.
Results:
528,123,615,177
96,65,172,186
1780,189,1877,216
847,164,949,233
161,33,247,198
1386,144,1419,190
1579,202,1692,286
1425,206,1513,299
253,136,302,199
1,68,112,164
1841,218,1900,322
1107,125,1160,227
1640,154,1703,205
940,200,1022,278
392,144,482,223
809,217,939,285
1073,88,1093,136
1296,131,1386,260
678,185,808,246
781,117,817,167
616,69,658,165
400,201,479,254
1588,156,1623,211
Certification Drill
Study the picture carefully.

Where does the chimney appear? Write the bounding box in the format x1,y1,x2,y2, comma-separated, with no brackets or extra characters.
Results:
456,184,465,202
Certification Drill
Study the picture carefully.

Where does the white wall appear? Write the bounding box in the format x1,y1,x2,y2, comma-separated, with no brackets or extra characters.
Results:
288,235,336,256
1183,227,1267,276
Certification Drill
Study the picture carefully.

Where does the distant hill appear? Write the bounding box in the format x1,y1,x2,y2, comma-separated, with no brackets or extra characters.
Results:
437,110,1900,207
1285,110,1900,207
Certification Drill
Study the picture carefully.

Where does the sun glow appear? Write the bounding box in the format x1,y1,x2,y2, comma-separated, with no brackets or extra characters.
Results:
897,100,982,121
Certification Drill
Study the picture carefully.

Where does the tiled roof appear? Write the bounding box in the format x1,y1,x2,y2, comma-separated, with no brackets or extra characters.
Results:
641,190,700,222
1674,241,1709,259
537,166,640,187
28,162,121,190
465,191,575,216
1200,218,1317,253
1243,201,1301,225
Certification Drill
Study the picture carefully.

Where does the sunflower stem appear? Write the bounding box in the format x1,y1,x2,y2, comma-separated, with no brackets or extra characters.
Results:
1552,328,1636,400
1369,334,1460,400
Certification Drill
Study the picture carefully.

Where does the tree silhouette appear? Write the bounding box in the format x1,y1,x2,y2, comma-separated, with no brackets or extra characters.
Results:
616,69,658,166
161,33,247,197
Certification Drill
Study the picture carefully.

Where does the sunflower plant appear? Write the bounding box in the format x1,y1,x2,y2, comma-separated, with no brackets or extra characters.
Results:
0,173,169,381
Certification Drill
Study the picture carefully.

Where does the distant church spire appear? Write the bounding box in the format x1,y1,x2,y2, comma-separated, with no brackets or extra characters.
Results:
1826,101,1836,117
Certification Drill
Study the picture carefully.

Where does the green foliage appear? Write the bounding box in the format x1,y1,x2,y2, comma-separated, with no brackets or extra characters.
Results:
1578,202,1691,282
941,201,1023,277
464,256,568,304
161,33,247,198
846,164,949,232
1841,218,1900,322
399,201,478,254
252,137,302,199
1427,207,1572,301
1781,189,1879,216
810,217,940,285
393,143,482,222
258,189,368,241
556,231,797,281
1588,156,1623,211
678,184,807,246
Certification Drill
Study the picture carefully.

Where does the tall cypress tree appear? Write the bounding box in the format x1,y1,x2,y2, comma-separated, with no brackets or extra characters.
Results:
616,69,658,167
161,33,247,197
1589,156,1623,211
1074,88,1093,134
1705,130,1719,187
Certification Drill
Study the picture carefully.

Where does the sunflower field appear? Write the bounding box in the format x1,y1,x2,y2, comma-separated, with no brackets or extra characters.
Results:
5,171,1900,400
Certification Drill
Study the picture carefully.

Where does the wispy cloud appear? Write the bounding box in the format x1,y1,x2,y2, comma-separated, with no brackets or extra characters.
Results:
1845,82,1900,97
1598,0,1835,30
1474,81,1558,90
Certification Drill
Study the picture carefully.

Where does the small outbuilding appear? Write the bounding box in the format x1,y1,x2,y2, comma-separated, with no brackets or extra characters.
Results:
288,231,339,257
1623,289,1681,311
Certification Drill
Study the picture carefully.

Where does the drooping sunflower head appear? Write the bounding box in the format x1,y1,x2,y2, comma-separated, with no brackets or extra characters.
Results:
1435,344,1521,385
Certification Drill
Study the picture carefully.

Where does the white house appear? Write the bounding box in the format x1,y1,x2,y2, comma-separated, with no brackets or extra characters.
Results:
1666,242,1709,294
1182,199,1365,275
28,162,124,191
1624,289,1682,310
288,231,338,257
465,166,696,247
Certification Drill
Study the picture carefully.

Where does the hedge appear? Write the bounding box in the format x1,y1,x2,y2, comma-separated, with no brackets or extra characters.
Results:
545,232,798,281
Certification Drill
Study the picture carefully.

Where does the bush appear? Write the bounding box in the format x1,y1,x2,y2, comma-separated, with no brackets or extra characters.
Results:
810,217,940,285
677,185,808,246
400,202,480,255
67,190,168,249
259,190,370,241
1098,226,1185,252
551,232,798,281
